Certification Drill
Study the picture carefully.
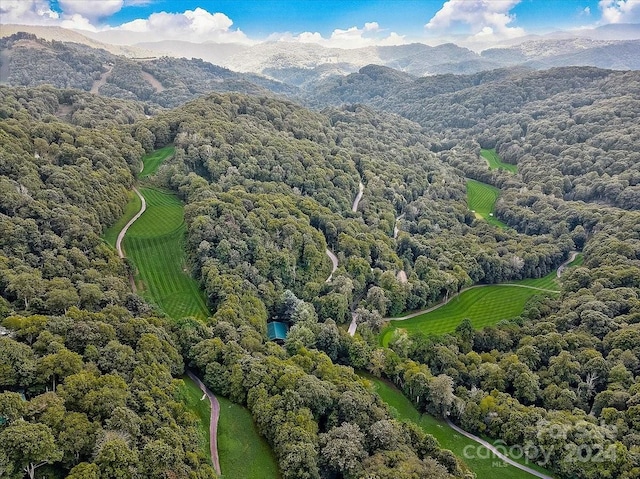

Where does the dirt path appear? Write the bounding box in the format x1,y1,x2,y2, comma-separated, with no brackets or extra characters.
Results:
325,248,338,282
445,419,554,479
140,70,165,93
386,283,560,322
352,181,364,212
557,251,579,278
348,312,358,336
90,65,113,94
187,371,221,476
115,186,146,259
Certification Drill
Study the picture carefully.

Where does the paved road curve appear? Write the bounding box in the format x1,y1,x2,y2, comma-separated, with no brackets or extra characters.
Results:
557,251,579,278
325,248,338,282
115,186,146,258
352,181,364,212
445,419,554,479
187,370,221,476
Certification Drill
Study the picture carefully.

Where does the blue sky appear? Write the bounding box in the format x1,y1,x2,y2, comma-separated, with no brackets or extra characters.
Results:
3,1,640,47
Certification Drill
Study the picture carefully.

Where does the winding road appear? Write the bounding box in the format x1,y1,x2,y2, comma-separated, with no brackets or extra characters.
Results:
352,181,364,212
187,371,221,476
325,248,338,282
557,251,579,278
445,419,554,479
115,186,146,259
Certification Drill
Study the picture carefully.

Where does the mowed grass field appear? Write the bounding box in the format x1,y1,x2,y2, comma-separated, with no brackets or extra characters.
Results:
179,375,212,463
466,179,507,228
381,281,560,345
102,189,142,248
217,396,281,479
139,145,175,178
123,187,209,320
481,148,518,173
361,373,553,479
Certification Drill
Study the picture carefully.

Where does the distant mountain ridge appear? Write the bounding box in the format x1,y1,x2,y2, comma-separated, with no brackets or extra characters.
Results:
3,23,639,83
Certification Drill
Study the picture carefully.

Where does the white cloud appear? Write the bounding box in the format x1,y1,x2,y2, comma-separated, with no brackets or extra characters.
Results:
112,7,251,43
599,0,640,23
271,23,406,49
58,0,123,21
425,0,525,41
0,0,59,24
583,6,592,15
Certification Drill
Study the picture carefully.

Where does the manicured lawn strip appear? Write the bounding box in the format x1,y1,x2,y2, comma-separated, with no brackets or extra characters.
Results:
102,190,141,248
179,375,211,462
516,270,559,290
216,396,280,479
466,179,508,228
123,187,209,320
481,148,518,173
360,373,537,479
381,285,559,345
139,145,175,178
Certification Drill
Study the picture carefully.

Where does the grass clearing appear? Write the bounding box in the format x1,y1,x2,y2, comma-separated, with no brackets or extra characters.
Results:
467,179,507,228
179,375,212,463
102,190,142,248
217,396,280,479
381,282,559,345
361,373,552,479
481,148,518,173
124,187,209,320
140,145,175,178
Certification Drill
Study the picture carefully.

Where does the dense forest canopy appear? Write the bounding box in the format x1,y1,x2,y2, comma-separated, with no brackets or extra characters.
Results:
0,32,639,479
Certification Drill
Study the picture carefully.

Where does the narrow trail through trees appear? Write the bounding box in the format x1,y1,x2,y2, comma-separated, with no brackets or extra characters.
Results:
325,248,338,282
352,181,364,212
557,251,579,278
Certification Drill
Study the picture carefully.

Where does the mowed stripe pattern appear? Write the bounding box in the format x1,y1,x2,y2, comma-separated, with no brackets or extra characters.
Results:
466,179,507,228
382,285,558,344
124,188,209,320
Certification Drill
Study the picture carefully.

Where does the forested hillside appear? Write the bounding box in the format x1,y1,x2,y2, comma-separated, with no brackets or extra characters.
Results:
304,66,640,211
0,33,295,108
0,44,638,479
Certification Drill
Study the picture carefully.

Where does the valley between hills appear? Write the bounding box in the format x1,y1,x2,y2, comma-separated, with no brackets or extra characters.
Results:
1,24,639,479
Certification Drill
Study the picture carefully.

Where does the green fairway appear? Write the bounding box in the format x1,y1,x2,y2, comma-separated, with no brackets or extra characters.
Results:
381,283,559,345
481,148,518,173
217,396,280,479
516,269,559,290
361,373,552,479
102,190,142,248
139,145,175,178
123,187,209,320
467,179,507,228
179,375,212,462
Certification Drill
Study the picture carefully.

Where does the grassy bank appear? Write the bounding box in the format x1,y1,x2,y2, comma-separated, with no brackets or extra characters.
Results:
481,148,518,173
217,396,280,479
362,373,552,479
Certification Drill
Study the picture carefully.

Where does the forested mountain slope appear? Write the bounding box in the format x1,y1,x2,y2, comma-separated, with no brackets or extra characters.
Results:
0,33,295,108
304,66,640,211
0,57,639,478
